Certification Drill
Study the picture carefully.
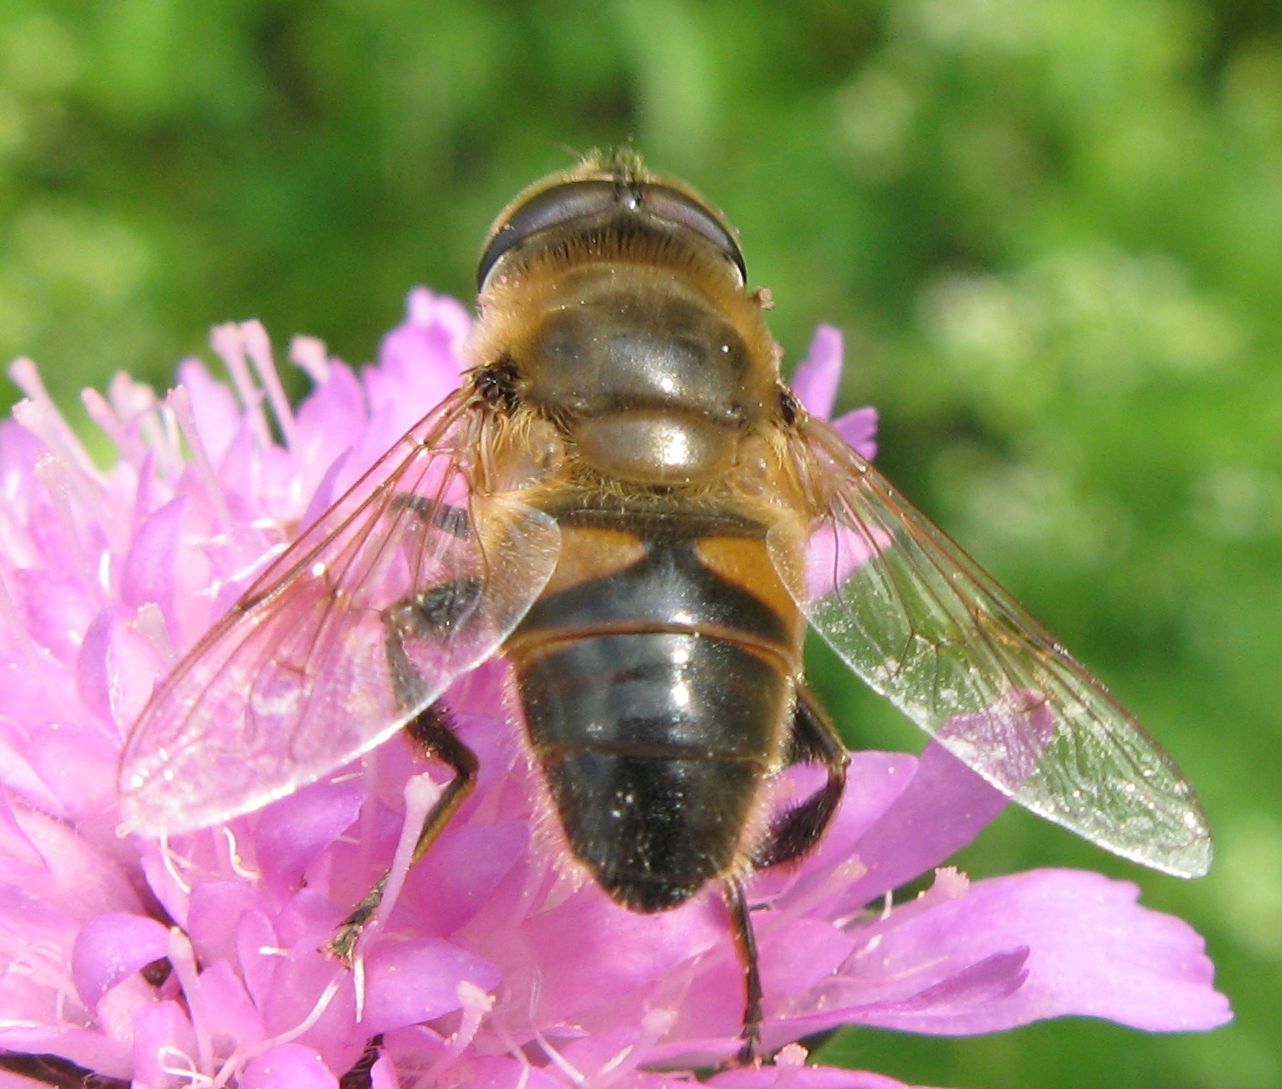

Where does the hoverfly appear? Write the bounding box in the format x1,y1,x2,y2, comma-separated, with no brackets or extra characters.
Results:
119,150,1211,1064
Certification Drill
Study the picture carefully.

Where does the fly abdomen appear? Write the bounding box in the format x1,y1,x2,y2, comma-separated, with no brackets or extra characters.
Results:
509,512,801,912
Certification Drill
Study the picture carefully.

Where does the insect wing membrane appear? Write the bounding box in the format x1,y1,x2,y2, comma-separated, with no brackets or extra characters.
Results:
119,392,561,836
768,418,1211,877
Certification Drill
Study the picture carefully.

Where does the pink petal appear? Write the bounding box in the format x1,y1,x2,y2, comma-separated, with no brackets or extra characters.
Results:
0,418,43,478
369,1053,400,1089
803,519,894,602
74,607,118,725
662,917,857,1055
235,908,281,1011
292,361,370,503
791,326,844,419
397,819,528,934
777,745,1004,920
6,807,142,919
831,741,1010,912
240,1043,339,1089
0,625,76,735
254,779,365,893
71,912,169,1009
466,1055,572,1089
0,792,44,869
177,358,245,462
198,959,266,1050
131,1001,198,1087
188,881,269,969
798,869,1230,1037
361,938,501,1036
366,289,470,436
521,887,724,1024
894,869,1229,1033
0,1027,131,1082
120,496,185,618
27,723,118,820
258,948,357,1052
295,361,367,452
712,1063,928,1089
378,288,471,385
833,406,879,460
13,569,93,662
74,605,160,739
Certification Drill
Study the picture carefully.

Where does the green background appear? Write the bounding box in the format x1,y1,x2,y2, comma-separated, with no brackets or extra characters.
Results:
2,2,1277,1087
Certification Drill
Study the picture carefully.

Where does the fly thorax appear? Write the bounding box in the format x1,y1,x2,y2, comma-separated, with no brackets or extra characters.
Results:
519,268,776,485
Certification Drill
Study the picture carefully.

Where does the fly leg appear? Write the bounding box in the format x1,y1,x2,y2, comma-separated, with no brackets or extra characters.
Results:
389,492,472,541
723,875,765,1065
338,1034,384,1089
752,687,849,870
326,571,481,963
327,701,477,961
723,689,847,1064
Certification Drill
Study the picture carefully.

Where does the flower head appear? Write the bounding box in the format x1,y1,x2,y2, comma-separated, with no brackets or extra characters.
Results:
0,292,1229,1088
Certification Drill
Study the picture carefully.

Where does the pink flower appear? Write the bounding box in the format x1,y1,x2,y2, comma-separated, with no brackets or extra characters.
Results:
0,292,1229,1088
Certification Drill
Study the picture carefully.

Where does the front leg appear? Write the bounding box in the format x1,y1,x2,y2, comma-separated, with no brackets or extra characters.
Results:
326,701,477,961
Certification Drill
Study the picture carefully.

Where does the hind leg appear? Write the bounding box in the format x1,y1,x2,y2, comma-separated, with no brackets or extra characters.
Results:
722,875,765,1064
724,689,847,1063
752,687,848,870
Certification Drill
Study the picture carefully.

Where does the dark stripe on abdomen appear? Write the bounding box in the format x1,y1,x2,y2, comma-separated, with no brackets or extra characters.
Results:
518,632,790,911
518,534,790,648
511,522,797,911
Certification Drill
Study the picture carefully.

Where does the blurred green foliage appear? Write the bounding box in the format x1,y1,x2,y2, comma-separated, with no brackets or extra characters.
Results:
2,1,1279,1087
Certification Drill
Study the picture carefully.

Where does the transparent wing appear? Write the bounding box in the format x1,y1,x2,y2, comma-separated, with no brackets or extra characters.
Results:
119,390,561,835
768,417,1211,877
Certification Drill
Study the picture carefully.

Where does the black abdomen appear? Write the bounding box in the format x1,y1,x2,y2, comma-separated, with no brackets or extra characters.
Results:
509,508,798,912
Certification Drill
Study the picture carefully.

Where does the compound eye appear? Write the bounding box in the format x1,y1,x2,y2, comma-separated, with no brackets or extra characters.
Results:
477,177,746,291
478,180,617,292
641,184,746,286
